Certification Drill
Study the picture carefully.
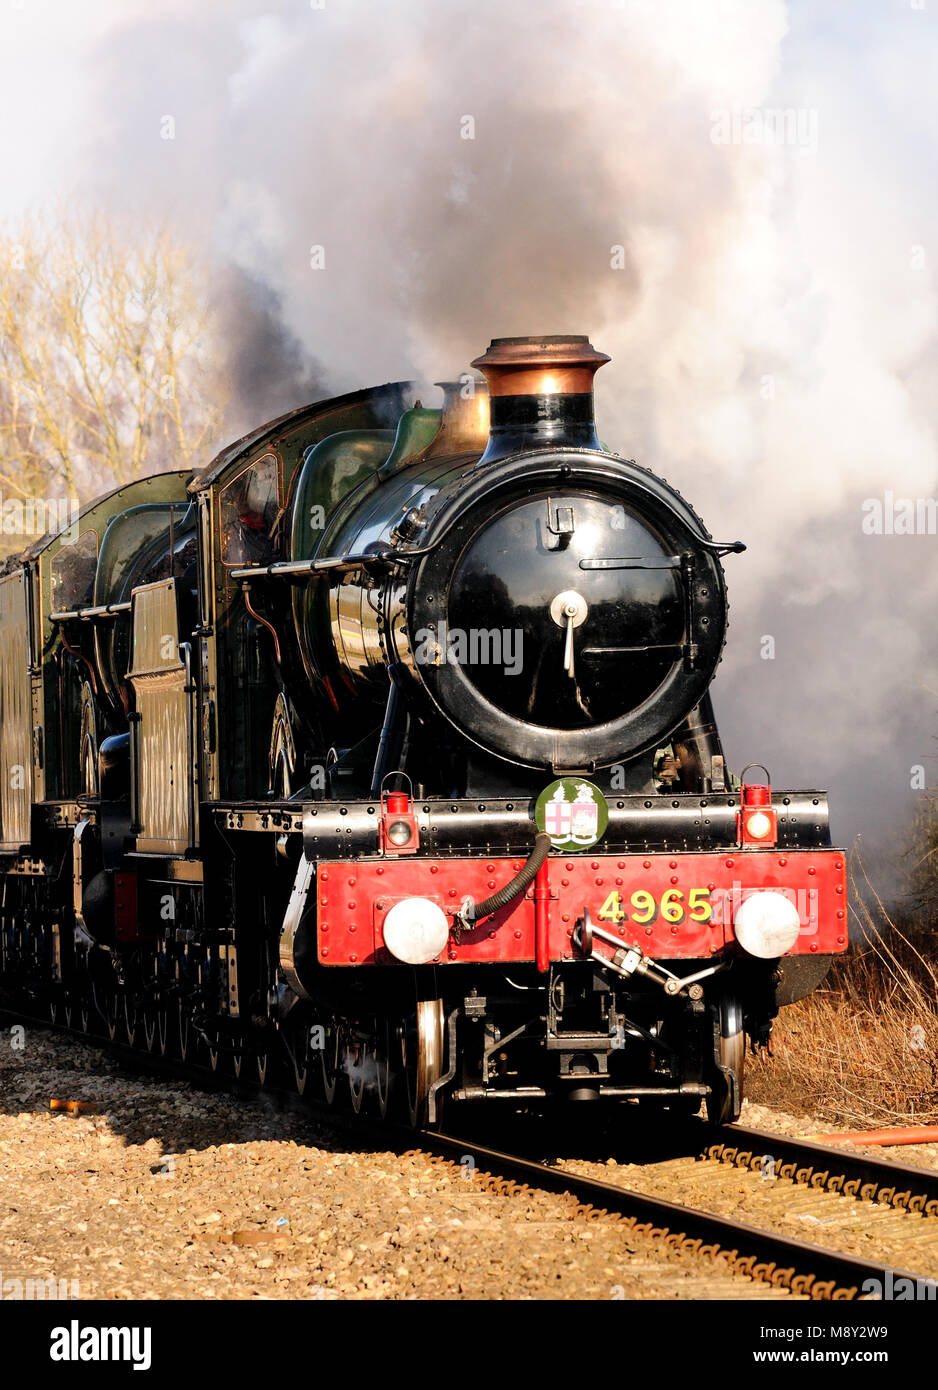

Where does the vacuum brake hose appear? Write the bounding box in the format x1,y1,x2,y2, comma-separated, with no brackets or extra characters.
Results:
466,832,551,922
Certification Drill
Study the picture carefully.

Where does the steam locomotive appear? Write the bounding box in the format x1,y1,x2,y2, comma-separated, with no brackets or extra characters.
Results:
0,335,846,1127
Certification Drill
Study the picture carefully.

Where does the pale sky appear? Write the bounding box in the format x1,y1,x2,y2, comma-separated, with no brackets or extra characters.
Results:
1,0,937,873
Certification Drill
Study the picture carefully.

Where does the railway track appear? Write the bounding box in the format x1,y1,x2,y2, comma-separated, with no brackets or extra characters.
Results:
705,1123,938,1215
414,1130,929,1301
4,1001,935,1301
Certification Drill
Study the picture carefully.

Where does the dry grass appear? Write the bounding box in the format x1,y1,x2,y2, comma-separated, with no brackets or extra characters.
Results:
747,859,938,1126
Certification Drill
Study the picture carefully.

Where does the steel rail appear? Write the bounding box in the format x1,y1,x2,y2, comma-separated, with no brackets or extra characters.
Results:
422,1130,928,1300
705,1122,938,1215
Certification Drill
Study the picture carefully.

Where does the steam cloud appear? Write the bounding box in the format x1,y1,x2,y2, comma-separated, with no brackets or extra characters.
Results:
10,0,938,887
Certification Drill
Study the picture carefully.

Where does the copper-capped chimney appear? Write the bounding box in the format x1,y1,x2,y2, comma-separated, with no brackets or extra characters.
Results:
470,334,610,463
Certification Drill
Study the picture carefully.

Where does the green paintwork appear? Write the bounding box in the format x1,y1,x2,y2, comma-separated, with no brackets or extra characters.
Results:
290,430,395,564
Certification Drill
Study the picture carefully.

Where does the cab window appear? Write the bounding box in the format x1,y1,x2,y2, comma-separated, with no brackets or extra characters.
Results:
50,529,98,611
220,455,281,566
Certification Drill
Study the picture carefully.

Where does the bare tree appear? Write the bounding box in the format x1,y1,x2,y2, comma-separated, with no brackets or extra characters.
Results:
0,211,225,549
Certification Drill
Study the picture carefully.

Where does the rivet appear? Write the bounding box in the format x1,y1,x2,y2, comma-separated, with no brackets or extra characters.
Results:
488,930,496,939
321,897,328,907
591,861,600,870
514,930,522,940
566,863,574,871
348,921,356,930
615,877,623,886
670,875,678,885
645,927,653,936
835,885,842,893
487,863,495,873
669,860,677,869
376,867,384,876
808,867,816,876
725,858,735,869
321,947,329,957
561,878,569,887
777,858,787,867
449,889,457,898
837,910,845,919
809,943,818,952
670,925,678,935
430,865,439,875
347,877,355,886
321,871,329,881
487,880,496,890
349,954,357,963
595,877,603,887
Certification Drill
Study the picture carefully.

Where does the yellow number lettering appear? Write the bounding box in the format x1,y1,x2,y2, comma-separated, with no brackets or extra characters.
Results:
688,888,712,922
598,890,625,923
630,889,657,924
661,888,684,923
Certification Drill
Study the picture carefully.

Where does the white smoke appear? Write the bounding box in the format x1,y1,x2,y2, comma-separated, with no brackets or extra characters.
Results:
4,0,938,884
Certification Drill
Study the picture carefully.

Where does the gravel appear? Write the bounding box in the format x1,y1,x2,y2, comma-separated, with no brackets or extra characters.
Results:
0,1023,779,1300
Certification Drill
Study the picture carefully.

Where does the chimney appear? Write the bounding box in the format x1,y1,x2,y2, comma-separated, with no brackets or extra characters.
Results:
470,335,610,463
423,379,490,458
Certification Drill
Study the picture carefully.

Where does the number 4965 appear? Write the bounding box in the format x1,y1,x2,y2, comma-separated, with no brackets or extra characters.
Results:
597,888,712,926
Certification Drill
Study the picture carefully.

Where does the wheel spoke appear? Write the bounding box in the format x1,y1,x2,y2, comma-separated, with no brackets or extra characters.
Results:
346,1036,365,1114
374,1018,392,1119
99,988,119,1043
319,1022,339,1105
291,1030,308,1095
177,1003,190,1060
